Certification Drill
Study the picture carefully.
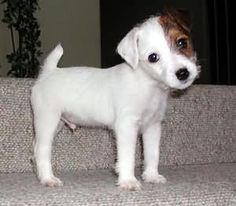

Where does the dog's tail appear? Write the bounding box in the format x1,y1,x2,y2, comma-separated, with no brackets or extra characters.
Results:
41,44,63,74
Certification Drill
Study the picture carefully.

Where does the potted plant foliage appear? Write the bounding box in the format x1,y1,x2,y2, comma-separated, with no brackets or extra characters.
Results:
1,0,42,77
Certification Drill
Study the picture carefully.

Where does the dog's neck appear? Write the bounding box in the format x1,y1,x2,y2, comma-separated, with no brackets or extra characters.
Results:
132,63,170,93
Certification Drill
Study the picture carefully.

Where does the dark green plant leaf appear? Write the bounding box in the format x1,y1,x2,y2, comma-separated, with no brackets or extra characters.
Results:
2,0,42,78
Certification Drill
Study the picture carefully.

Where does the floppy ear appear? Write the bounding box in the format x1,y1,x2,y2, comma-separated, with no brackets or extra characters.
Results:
117,27,140,69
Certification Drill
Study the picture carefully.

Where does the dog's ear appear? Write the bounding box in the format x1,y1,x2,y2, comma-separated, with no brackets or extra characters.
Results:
117,27,140,69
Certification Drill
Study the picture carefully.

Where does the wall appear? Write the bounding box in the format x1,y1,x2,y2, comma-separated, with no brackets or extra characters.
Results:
0,0,101,76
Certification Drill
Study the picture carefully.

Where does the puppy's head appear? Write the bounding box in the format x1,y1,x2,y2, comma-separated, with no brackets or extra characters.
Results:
117,8,200,90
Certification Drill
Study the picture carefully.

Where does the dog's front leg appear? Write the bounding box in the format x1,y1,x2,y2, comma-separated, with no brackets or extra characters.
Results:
115,118,141,190
142,122,166,184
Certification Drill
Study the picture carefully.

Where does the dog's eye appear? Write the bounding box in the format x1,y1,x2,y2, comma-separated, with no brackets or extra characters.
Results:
148,53,160,63
176,38,188,49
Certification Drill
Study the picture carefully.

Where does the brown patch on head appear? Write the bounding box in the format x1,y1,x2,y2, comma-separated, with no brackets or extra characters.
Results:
159,7,194,57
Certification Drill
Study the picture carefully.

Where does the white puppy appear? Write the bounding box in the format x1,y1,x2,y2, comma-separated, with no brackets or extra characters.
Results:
31,8,200,190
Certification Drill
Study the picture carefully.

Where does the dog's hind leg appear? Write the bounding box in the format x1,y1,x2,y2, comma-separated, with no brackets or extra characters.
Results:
33,106,63,187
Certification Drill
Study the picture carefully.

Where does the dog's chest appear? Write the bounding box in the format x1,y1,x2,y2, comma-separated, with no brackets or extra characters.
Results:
142,90,168,125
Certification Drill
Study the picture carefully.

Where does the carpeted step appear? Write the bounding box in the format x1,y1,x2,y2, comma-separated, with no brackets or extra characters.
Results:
0,163,235,205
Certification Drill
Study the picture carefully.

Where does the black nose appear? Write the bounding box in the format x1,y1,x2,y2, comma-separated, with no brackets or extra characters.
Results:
176,68,190,81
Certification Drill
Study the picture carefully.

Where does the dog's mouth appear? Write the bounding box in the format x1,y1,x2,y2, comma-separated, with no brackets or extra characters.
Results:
167,71,198,90
178,76,197,89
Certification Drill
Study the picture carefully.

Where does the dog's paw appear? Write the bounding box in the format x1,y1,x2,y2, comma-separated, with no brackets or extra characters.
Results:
142,171,167,184
40,176,63,187
117,178,141,191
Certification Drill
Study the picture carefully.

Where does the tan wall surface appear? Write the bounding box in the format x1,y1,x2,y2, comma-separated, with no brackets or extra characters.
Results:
0,0,101,76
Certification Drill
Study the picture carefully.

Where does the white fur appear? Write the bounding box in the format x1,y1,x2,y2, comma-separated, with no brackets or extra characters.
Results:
31,16,199,190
